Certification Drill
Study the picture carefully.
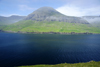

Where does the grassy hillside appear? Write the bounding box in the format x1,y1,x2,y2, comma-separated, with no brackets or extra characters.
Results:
1,20,100,33
18,61,100,67
91,22,100,29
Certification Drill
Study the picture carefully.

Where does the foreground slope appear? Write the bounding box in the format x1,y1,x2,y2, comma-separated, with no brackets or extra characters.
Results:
18,61,100,67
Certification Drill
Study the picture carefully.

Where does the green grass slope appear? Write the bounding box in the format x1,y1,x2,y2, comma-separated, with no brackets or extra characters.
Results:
18,61,100,67
91,22,100,29
1,20,100,33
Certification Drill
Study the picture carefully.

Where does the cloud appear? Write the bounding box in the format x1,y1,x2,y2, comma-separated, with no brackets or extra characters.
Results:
56,5,84,16
19,5,34,11
56,4,100,17
56,0,100,16
61,0,100,7
1,0,100,16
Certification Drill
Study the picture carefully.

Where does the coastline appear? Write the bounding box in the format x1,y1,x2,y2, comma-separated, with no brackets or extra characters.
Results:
0,30,94,34
18,61,100,67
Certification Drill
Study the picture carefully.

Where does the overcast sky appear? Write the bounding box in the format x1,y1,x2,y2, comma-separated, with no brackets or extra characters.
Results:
0,0,100,17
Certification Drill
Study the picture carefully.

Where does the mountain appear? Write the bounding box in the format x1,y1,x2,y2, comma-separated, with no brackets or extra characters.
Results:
24,7,89,24
0,7,100,34
0,15,26,25
82,16,100,28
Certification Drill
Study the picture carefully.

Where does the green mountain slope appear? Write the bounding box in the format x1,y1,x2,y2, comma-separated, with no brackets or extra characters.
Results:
2,20,100,33
91,22,100,29
0,7,100,34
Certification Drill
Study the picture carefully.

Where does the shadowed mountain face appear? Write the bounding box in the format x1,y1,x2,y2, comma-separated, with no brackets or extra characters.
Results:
24,7,89,24
0,15,26,25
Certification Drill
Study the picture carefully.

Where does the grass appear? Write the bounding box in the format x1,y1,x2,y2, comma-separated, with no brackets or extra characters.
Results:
1,20,100,33
18,61,100,67
91,22,100,29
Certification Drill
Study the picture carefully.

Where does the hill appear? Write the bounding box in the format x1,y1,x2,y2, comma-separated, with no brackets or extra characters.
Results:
2,20,100,34
0,15,26,25
0,7,100,34
24,7,88,24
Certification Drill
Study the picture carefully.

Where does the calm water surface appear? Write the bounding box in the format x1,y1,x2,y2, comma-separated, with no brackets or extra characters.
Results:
0,32,100,67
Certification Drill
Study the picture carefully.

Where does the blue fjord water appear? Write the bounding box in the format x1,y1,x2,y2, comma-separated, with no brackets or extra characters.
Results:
0,32,100,67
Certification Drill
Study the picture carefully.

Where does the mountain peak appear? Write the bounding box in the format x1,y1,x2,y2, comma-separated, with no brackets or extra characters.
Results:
35,7,55,11
24,7,89,24
33,7,57,12
30,6,64,17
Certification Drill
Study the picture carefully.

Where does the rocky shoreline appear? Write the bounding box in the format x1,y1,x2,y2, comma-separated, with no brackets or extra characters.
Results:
0,30,93,34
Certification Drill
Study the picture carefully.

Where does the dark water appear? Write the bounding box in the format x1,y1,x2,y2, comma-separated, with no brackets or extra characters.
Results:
0,32,100,67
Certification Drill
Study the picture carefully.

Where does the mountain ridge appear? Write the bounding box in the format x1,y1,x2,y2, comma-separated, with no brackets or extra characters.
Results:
0,15,26,25
24,7,89,24
0,7,100,34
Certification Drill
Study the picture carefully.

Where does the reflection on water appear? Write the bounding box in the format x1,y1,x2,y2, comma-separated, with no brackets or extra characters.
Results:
0,32,100,67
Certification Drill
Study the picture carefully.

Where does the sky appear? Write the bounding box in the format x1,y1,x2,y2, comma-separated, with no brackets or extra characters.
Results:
0,0,100,17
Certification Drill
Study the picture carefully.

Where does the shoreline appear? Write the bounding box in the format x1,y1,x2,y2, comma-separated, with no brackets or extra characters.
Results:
18,61,100,67
0,30,94,34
